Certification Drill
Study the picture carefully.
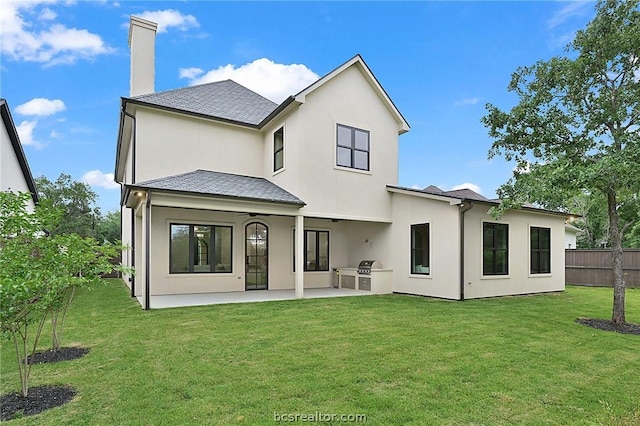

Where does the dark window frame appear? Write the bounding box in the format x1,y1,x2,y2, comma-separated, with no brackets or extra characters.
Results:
530,226,551,274
169,223,233,274
336,124,370,171
273,127,284,172
293,230,330,272
411,223,430,275
482,222,509,276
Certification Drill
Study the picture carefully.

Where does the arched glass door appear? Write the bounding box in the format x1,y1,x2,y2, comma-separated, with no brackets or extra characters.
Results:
245,222,268,290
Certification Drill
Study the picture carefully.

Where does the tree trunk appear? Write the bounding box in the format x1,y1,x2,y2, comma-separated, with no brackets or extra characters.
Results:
607,190,625,324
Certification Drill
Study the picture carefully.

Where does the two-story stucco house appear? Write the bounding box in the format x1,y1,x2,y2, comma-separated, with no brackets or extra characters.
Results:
1,99,39,210
115,17,567,309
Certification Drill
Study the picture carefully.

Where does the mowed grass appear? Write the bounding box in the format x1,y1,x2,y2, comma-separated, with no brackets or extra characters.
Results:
1,280,639,425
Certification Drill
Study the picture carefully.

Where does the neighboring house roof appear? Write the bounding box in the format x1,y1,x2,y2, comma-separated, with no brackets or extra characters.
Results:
0,99,39,204
565,223,583,233
387,184,571,217
127,80,278,126
440,188,489,202
127,169,305,206
423,185,443,194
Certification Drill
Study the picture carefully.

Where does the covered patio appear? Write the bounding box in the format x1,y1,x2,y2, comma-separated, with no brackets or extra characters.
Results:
139,287,373,309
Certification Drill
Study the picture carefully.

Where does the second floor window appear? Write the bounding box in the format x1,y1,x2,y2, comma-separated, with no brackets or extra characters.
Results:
336,124,369,171
274,127,284,172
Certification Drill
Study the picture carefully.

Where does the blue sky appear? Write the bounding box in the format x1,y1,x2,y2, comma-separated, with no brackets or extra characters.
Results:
1,0,596,212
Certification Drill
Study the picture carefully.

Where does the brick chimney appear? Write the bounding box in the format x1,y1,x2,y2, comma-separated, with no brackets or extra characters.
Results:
128,16,158,97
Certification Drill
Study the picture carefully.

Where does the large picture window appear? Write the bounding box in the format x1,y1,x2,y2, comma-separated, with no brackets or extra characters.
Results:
530,227,551,274
274,127,284,172
336,124,369,171
483,222,508,276
411,223,430,275
170,224,232,273
293,230,329,271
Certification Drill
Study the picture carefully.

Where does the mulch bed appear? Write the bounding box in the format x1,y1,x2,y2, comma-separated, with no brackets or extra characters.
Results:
28,347,89,364
0,385,76,421
576,318,640,335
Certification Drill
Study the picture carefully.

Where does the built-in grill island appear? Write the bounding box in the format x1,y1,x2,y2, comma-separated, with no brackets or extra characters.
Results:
337,260,392,294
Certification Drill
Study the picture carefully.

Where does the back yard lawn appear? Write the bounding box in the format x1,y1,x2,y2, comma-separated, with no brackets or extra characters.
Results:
1,280,638,425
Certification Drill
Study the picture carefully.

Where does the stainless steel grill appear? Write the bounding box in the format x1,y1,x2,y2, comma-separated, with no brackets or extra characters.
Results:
357,260,382,275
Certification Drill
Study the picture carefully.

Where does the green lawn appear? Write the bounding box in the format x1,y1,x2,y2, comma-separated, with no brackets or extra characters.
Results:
1,280,639,425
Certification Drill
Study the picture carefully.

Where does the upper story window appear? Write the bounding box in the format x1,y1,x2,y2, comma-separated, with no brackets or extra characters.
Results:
170,223,232,274
483,222,508,276
336,124,369,171
530,227,551,274
274,127,284,172
411,223,430,275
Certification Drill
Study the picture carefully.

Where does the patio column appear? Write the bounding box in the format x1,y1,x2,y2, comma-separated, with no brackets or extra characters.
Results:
295,214,304,299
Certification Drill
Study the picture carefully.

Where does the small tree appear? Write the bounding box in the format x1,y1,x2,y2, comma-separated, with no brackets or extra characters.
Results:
48,234,122,351
0,192,61,396
0,192,124,396
482,0,639,324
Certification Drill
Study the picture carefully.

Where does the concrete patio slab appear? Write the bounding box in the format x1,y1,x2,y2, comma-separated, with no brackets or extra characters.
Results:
138,287,373,309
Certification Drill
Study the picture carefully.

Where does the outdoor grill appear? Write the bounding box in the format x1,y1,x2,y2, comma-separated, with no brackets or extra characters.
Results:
357,260,382,275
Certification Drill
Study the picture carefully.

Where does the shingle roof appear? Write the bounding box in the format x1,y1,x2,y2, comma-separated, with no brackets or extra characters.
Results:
131,80,278,126
440,188,489,202
130,170,305,206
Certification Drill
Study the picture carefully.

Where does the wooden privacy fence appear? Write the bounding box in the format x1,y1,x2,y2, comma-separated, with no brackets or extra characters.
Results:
565,249,640,288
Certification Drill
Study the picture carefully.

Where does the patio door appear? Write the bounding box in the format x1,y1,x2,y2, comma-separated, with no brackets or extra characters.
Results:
245,222,268,290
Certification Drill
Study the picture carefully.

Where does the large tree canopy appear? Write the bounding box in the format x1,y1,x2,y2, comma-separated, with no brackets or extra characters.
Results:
482,0,639,324
36,174,100,238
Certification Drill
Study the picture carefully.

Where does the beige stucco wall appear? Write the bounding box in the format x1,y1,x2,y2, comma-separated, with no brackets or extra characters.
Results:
390,193,461,299
1,122,35,211
134,107,264,182
145,207,351,295
463,205,566,299
268,64,399,221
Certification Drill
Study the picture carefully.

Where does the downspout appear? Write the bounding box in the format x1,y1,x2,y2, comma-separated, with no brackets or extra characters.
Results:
144,190,151,311
121,107,137,298
458,201,473,301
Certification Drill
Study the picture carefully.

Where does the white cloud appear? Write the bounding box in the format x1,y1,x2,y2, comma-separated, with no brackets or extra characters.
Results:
179,67,204,80
131,9,199,34
452,183,483,194
513,161,532,174
1,0,114,66
454,97,479,107
16,120,42,148
181,58,319,104
547,1,592,29
81,170,120,190
49,130,61,138
39,7,56,21
15,98,65,116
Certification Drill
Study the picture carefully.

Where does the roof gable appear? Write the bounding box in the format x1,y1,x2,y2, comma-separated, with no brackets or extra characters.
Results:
0,99,39,203
291,55,410,134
